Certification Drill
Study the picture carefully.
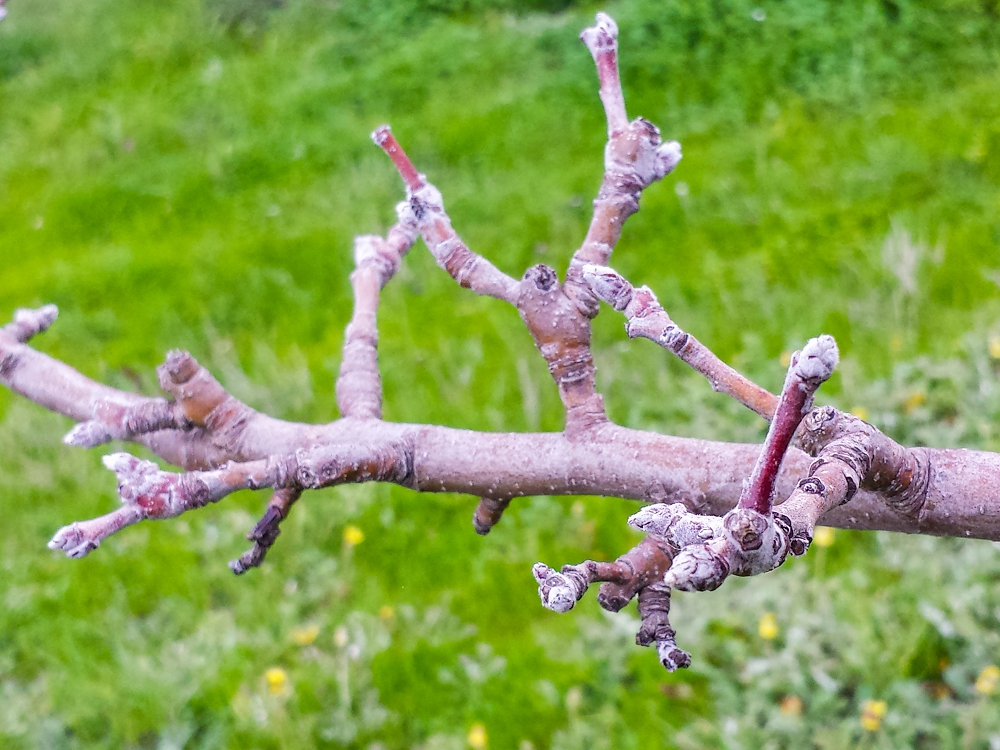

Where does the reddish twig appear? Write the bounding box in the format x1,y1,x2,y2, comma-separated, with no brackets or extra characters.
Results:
739,336,839,514
371,125,423,191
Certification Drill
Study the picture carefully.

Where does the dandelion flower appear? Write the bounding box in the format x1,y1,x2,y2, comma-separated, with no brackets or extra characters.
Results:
813,526,835,547
989,336,1000,360
291,624,319,646
975,665,1000,695
343,525,365,547
860,699,887,731
468,723,488,749
758,612,779,640
779,695,802,716
265,667,290,695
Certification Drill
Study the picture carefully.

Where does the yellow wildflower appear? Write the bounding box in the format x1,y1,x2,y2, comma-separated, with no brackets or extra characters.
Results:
975,665,1000,695
379,605,395,620
813,526,835,548
850,406,869,422
860,699,887,731
779,351,791,368
989,336,1000,360
468,722,488,750
291,624,319,646
758,612,779,640
343,525,365,547
265,667,290,695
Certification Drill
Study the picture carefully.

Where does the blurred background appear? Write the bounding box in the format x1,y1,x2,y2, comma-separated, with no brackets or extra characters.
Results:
2,0,1000,746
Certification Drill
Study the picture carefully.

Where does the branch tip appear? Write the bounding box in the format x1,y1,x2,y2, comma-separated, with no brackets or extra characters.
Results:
791,334,839,387
657,640,692,672
580,12,619,53
370,124,392,146
580,12,627,137
372,125,424,191
63,421,112,448
532,563,584,613
47,523,98,558
8,304,60,343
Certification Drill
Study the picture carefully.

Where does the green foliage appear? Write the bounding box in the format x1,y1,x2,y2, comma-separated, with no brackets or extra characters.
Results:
1,0,1000,747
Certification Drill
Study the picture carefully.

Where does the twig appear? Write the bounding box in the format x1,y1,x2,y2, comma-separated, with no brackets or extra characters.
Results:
583,264,777,419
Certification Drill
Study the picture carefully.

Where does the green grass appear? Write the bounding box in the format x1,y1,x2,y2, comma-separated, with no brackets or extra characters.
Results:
2,0,1000,747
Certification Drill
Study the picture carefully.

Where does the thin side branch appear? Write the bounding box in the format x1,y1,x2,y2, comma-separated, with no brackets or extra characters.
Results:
336,213,418,420
583,264,777,419
230,487,303,574
739,336,839,515
48,440,411,558
372,126,520,304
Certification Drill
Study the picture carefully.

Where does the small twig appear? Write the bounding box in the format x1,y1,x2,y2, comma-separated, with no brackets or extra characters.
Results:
5,305,59,343
658,336,838,594
230,487,302,574
565,15,681,318
472,496,512,535
373,126,520,304
583,265,777,419
739,336,839,514
637,583,690,672
48,441,410,558
533,535,672,614
337,212,418,420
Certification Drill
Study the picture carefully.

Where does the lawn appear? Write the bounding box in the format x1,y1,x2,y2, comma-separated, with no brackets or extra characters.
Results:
2,0,1000,747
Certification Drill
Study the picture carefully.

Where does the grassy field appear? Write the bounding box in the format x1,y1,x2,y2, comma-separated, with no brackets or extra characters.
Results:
2,0,1000,747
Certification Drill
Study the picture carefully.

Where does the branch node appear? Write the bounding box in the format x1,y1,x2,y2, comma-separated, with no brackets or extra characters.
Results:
11,305,59,343
791,335,840,390
532,562,588,613
662,539,731,592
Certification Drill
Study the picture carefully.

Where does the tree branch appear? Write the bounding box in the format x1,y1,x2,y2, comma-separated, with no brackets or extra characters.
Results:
7,12,1000,677
565,13,682,318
